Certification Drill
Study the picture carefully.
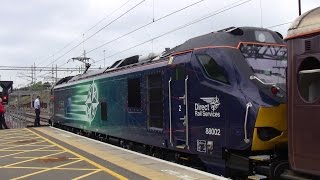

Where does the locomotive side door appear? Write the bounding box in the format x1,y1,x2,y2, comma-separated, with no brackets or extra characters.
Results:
168,53,191,149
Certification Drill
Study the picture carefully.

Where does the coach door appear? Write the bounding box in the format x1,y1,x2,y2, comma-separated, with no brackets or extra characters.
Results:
168,54,191,150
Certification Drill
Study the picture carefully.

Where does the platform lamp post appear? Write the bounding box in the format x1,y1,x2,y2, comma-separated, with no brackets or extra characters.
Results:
103,50,106,68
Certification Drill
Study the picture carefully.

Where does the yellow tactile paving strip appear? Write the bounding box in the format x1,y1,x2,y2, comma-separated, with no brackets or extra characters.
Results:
0,128,128,180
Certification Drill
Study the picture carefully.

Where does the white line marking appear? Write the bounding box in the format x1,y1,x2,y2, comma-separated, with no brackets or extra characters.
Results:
59,134,72,138
50,127,229,180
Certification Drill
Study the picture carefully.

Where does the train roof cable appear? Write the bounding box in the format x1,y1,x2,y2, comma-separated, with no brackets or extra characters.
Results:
38,0,253,78
42,0,146,69
35,0,132,67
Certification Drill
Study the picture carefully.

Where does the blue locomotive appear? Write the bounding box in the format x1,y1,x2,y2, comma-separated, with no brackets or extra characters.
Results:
52,27,288,178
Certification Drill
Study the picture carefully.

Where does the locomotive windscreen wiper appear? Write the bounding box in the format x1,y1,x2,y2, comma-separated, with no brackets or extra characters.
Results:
249,75,276,86
250,75,285,97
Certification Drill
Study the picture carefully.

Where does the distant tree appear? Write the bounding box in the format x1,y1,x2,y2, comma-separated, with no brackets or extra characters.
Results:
30,81,44,91
17,81,53,91
43,82,51,89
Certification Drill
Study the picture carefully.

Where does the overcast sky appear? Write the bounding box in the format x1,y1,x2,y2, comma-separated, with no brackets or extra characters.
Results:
0,0,318,87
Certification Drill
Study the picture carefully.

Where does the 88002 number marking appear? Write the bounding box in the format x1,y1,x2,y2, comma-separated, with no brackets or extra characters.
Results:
205,128,221,136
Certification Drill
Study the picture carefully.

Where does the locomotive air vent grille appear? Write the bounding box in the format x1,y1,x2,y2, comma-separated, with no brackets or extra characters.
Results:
305,40,311,51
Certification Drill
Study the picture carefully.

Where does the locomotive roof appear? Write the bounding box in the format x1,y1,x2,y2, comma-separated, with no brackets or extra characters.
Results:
174,26,284,52
286,7,320,39
56,26,284,86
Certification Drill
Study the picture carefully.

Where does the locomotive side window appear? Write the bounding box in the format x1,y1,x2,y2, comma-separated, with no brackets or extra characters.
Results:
176,64,185,80
196,54,229,84
147,73,163,130
101,102,107,121
298,57,320,103
127,78,141,108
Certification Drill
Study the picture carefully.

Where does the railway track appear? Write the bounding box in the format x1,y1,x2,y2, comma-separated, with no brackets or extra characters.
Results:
24,112,50,125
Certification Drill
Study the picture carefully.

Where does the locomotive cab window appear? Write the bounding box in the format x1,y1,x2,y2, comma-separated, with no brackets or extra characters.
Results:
196,54,229,84
127,78,141,108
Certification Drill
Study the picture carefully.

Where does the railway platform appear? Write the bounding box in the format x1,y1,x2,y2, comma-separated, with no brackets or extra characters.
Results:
0,127,227,180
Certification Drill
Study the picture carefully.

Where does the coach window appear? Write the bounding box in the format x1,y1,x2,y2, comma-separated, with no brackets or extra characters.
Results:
100,102,108,121
127,78,141,108
196,54,229,84
298,57,320,103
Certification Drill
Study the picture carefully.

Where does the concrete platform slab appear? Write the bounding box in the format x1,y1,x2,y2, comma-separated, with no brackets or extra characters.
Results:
0,128,147,180
35,126,228,180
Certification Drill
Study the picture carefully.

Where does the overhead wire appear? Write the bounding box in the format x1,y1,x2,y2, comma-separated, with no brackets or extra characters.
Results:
36,0,132,67
37,0,145,80
21,20,296,81
41,0,146,69
267,21,293,29
83,0,132,35
260,0,263,27
40,0,295,80
42,0,253,78
93,0,253,63
38,0,207,78
82,0,146,46
86,0,206,54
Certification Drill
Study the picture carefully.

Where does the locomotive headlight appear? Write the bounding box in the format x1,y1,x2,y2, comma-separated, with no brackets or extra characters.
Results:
257,127,282,141
258,33,266,42
254,31,276,43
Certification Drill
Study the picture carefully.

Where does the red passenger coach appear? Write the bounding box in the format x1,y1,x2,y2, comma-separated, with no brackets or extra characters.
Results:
286,7,320,176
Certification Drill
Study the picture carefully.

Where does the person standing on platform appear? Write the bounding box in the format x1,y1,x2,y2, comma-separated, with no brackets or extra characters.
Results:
0,98,9,129
34,96,41,127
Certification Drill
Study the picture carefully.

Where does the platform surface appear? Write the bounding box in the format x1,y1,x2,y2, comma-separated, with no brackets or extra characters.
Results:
0,127,227,180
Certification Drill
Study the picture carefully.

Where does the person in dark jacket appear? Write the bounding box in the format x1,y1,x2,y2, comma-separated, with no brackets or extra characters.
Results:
0,98,9,129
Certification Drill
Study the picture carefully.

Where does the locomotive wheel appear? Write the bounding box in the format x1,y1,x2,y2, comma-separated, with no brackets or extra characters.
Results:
271,161,289,180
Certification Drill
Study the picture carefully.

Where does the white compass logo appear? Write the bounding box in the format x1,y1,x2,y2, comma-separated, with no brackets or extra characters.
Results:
85,80,99,123
200,96,220,111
